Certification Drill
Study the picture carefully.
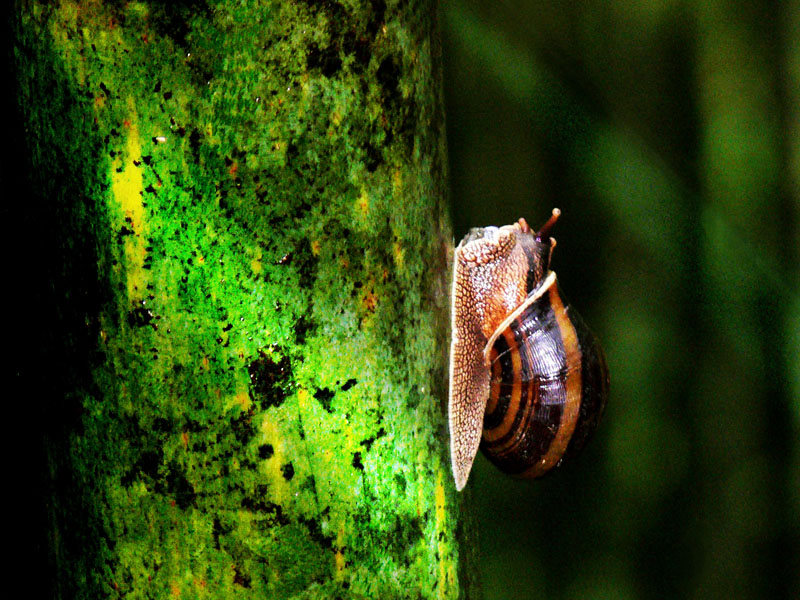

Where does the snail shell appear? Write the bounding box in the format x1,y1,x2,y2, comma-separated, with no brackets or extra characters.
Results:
448,210,609,490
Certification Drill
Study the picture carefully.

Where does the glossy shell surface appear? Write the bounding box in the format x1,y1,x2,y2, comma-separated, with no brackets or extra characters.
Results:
449,217,608,490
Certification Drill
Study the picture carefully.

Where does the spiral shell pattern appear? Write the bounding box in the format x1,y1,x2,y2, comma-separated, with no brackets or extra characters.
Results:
481,279,609,477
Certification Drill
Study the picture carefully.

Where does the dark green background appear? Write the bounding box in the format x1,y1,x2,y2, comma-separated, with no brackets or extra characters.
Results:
441,1,799,599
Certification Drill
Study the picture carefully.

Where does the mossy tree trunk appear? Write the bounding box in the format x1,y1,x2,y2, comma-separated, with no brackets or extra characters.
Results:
13,1,477,598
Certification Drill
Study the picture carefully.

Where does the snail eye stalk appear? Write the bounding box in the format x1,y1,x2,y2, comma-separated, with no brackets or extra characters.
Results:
535,208,561,242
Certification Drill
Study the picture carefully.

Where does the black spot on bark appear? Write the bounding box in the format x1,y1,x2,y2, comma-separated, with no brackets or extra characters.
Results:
247,350,293,409
239,457,257,471
145,0,212,48
375,53,418,155
307,43,342,78
188,128,202,163
341,378,357,391
233,565,251,588
152,417,172,433
184,417,204,432
136,450,162,480
229,409,256,446
352,451,363,470
240,493,290,525
294,315,313,344
341,32,371,72
165,463,196,509
313,387,335,413
299,515,334,549
212,517,230,549
376,56,400,104
293,238,318,289
281,462,295,481
258,443,274,459
367,0,387,34
121,446,163,487
117,225,134,241
127,306,154,328
358,426,386,452
363,142,382,172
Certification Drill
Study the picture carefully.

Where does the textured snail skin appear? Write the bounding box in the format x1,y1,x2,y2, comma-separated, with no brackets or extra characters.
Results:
449,219,609,490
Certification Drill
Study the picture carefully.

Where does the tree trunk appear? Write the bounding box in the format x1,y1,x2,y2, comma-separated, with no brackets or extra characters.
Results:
13,1,478,597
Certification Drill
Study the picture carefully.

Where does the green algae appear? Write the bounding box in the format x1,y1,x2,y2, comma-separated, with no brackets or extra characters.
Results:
15,1,476,598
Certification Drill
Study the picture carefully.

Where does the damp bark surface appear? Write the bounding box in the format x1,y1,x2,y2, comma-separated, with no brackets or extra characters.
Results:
12,1,478,598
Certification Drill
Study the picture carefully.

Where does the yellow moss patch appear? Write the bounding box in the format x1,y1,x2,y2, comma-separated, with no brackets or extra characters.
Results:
355,188,369,217
259,415,290,506
434,469,446,533
110,101,148,298
392,169,403,194
334,521,346,581
393,240,404,269
224,382,251,412
434,469,455,600
234,390,250,410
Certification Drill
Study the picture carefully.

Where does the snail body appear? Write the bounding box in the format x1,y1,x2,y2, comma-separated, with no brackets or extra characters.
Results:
448,210,609,490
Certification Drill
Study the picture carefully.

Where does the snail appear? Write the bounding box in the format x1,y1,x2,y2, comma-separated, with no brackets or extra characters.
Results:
448,209,609,490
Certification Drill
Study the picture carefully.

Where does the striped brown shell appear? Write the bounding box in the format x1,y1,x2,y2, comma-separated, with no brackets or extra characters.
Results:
448,210,609,490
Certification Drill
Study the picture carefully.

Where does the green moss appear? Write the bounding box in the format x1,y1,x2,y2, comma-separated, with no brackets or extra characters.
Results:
16,1,475,598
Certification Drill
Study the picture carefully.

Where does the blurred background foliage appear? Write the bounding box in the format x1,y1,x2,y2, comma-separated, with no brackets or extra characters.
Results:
440,1,799,599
